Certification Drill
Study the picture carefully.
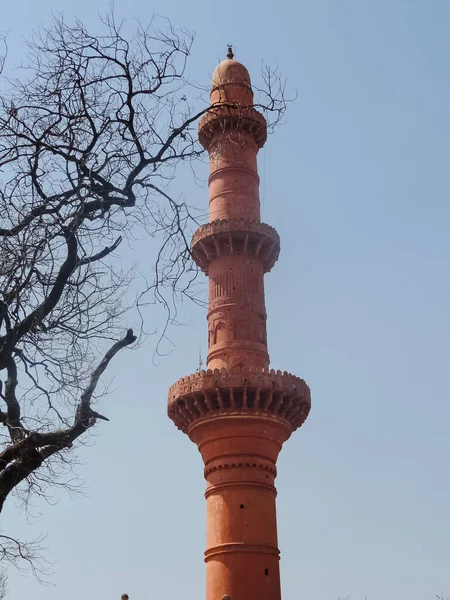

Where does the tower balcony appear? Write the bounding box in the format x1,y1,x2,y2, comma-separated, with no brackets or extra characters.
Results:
191,219,280,274
167,366,311,436
199,105,267,151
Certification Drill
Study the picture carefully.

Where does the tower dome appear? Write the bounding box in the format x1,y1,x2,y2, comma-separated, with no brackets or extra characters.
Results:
212,58,252,90
210,47,254,105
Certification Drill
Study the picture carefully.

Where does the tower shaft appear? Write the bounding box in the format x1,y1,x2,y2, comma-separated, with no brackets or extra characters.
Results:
168,53,310,600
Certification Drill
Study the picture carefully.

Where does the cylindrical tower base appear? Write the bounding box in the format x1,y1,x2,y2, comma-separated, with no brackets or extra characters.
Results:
206,551,282,600
188,412,294,600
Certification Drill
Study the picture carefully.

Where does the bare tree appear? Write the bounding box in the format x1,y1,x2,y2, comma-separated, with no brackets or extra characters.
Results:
0,570,5,599
0,11,286,572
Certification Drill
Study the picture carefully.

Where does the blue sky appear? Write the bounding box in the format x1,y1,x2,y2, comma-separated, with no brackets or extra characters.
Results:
3,1,450,599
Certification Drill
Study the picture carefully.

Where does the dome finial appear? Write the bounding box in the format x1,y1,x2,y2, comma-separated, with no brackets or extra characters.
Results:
226,44,234,59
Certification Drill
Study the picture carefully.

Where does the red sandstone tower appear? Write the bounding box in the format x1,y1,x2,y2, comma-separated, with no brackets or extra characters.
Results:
168,47,311,600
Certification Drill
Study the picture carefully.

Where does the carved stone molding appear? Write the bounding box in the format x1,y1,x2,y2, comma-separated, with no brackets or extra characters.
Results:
204,460,278,478
204,542,280,562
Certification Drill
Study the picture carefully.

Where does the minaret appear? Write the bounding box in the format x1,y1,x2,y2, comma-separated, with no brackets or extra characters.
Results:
168,48,311,600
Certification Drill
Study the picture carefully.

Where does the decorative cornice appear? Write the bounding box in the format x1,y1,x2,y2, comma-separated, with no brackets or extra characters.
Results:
199,105,267,150
191,218,280,274
167,365,311,435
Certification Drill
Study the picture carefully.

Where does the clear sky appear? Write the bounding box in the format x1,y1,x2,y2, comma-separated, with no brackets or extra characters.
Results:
3,1,450,599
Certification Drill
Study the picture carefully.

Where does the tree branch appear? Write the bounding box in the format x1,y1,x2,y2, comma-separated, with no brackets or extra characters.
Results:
0,329,136,510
